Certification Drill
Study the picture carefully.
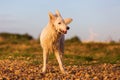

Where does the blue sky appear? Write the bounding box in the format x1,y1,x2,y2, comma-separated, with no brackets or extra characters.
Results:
0,0,120,41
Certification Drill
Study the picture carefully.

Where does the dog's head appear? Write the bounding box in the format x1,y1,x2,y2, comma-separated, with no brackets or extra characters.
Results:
48,10,73,34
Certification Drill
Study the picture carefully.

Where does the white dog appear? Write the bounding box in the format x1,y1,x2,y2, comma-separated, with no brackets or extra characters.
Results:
40,10,72,74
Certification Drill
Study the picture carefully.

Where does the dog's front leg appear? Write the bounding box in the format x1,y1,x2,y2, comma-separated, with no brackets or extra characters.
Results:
55,50,66,74
42,49,49,73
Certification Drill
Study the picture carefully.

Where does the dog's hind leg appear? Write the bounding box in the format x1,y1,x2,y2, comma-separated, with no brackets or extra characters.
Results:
55,50,66,74
59,35,64,61
42,49,49,73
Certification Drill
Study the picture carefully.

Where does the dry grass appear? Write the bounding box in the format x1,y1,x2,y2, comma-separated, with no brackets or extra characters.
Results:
1,39,120,65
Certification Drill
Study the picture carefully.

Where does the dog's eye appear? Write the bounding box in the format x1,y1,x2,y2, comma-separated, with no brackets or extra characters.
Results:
58,22,61,25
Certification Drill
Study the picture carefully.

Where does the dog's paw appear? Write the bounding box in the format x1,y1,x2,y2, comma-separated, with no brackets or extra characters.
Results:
64,71,69,75
61,70,68,75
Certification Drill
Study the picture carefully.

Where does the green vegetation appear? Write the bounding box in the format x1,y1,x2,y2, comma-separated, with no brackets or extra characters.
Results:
65,36,82,43
0,32,33,40
0,32,120,65
0,32,33,44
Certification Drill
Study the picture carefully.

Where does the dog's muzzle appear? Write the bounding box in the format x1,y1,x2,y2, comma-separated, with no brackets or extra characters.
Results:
59,26,70,34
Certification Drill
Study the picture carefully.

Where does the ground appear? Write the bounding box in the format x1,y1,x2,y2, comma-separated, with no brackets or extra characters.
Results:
0,60,120,80
0,33,120,79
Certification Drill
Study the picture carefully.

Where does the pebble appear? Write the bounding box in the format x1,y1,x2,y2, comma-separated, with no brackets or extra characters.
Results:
0,60,120,79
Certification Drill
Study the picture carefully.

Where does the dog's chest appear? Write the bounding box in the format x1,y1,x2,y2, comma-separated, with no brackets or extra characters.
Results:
49,29,61,44
41,27,61,45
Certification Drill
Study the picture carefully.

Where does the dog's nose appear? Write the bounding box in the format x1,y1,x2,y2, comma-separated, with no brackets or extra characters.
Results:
67,26,70,30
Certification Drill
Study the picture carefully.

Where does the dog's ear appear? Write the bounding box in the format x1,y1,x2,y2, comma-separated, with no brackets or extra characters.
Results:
56,10,61,16
64,18,73,25
48,12,55,21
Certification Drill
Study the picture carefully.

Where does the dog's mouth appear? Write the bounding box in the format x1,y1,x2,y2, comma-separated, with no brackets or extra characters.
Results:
60,30,67,34
59,26,70,34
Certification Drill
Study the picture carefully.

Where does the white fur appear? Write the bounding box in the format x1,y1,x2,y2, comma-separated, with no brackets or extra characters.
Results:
40,10,72,74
